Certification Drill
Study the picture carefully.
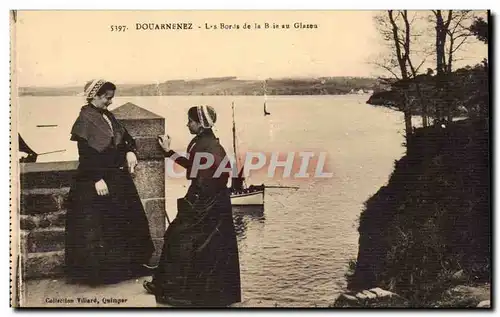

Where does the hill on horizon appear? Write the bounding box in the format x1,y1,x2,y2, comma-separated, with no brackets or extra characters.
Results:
19,76,382,96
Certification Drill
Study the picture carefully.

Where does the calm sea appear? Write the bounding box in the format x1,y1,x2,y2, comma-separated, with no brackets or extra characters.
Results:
18,95,407,307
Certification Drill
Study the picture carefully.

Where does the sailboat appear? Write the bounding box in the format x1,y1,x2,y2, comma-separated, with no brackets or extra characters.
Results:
264,101,271,116
263,79,271,116
229,102,265,206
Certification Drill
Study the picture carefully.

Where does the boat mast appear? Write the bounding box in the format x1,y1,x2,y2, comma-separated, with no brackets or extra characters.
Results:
264,79,267,110
231,101,239,172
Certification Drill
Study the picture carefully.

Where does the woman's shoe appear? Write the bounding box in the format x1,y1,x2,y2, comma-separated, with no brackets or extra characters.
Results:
143,280,157,295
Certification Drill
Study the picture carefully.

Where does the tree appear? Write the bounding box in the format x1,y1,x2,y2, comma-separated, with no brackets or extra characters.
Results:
469,16,488,44
372,10,486,128
373,11,430,139
444,11,475,73
430,10,482,122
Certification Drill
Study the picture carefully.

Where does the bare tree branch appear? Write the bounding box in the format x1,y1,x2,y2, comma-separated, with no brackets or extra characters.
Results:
452,32,470,39
410,11,418,25
374,62,402,80
414,54,432,73
451,35,469,53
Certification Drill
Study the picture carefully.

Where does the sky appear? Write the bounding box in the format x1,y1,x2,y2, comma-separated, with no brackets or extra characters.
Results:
13,10,488,87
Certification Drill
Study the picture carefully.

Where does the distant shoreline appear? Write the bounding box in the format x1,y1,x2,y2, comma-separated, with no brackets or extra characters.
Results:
19,76,381,97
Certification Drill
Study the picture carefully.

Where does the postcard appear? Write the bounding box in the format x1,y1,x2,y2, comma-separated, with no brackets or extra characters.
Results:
10,10,490,308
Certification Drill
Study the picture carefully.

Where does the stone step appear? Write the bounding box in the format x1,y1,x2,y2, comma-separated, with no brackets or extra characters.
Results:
22,251,65,279
20,187,70,215
25,227,66,253
20,211,66,230
20,161,77,190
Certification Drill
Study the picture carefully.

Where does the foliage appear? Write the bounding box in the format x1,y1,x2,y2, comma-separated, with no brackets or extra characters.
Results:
469,17,488,44
350,118,490,304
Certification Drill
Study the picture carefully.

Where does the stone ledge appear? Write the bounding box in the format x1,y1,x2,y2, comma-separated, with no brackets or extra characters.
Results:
21,187,71,195
21,165,77,190
20,161,78,174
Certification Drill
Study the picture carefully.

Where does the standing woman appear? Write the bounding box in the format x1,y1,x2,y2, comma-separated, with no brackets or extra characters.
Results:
144,105,241,307
65,79,154,285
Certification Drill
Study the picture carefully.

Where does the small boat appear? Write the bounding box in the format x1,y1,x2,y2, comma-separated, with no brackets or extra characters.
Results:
18,133,66,163
231,184,265,206
229,102,265,206
18,134,38,163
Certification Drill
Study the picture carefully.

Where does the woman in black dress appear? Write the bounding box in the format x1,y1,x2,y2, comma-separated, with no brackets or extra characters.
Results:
143,105,241,307
65,79,154,285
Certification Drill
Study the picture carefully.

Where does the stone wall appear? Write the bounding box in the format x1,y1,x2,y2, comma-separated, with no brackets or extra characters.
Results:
19,103,166,279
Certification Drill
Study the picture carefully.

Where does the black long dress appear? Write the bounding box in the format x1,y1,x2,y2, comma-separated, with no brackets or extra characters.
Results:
151,129,242,307
65,104,154,285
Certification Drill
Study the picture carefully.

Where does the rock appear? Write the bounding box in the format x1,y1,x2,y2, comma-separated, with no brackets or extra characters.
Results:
23,251,64,279
333,288,408,308
331,293,360,307
343,294,358,301
437,284,491,307
447,285,490,302
20,215,39,230
452,269,466,282
477,300,490,308
362,290,377,300
369,287,395,298
340,294,359,303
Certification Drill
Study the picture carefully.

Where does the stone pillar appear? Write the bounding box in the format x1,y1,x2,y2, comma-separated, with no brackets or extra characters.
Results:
112,102,166,266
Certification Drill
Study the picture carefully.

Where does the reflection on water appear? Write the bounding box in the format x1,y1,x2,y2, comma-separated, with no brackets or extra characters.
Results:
232,206,265,239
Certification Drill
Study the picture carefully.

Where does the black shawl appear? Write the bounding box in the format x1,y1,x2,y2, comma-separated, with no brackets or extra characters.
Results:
70,104,126,152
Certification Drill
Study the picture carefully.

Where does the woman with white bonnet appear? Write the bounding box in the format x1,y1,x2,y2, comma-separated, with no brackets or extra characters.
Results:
144,105,241,307
65,79,154,285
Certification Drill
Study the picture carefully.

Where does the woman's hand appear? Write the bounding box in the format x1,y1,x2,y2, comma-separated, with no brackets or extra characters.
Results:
158,135,171,153
95,179,109,196
126,151,138,174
